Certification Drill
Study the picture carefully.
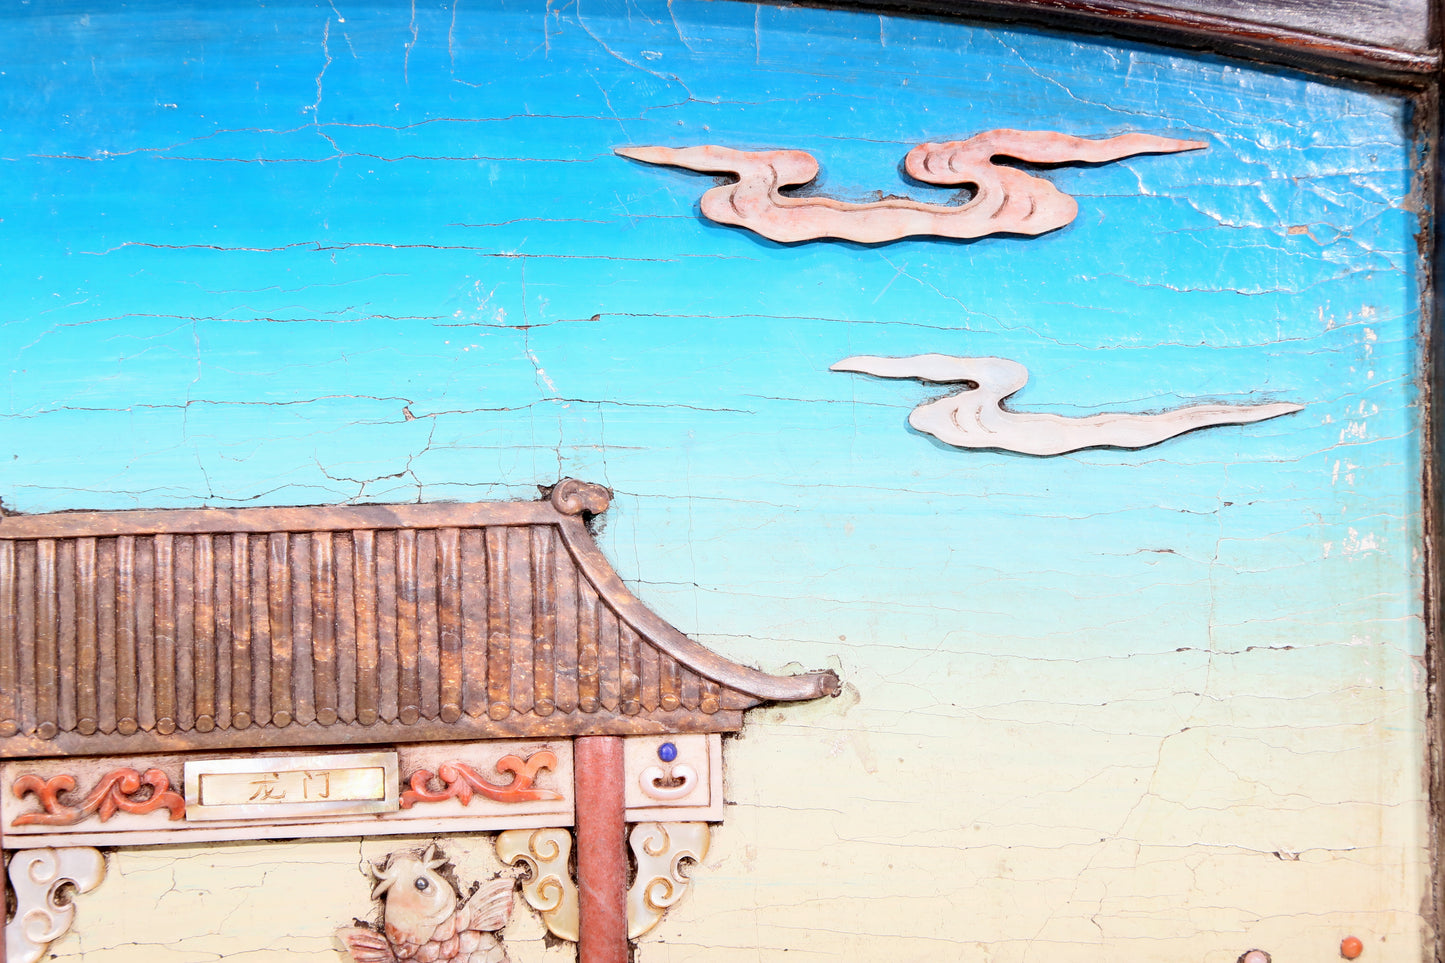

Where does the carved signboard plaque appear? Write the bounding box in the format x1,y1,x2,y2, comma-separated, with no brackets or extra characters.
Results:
183,751,399,820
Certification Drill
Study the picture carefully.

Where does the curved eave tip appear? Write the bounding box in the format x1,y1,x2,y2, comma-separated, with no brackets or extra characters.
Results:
735,668,842,704
790,669,843,700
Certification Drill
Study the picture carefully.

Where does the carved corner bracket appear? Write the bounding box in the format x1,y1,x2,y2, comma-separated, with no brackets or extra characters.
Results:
6,847,107,963
494,821,710,943
627,822,709,939
495,828,580,942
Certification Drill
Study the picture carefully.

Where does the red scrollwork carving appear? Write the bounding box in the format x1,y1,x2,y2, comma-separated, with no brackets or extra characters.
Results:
12,768,186,826
400,750,564,809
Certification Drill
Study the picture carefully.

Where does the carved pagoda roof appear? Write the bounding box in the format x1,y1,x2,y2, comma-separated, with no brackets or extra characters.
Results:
0,480,839,759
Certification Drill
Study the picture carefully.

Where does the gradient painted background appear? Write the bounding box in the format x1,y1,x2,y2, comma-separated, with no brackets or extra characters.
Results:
1,1,1426,960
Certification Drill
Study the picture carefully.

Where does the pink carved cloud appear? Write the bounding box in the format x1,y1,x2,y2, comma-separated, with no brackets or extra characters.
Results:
617,130,1205,244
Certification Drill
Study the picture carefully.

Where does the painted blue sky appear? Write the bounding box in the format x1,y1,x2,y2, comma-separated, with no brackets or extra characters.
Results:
3,0,1419,660
0,0,1418,688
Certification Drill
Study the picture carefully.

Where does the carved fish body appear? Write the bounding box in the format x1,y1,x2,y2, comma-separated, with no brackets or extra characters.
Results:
339,845,514,963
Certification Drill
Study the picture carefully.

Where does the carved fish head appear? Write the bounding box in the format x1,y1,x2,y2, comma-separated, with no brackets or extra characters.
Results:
369,844,458,943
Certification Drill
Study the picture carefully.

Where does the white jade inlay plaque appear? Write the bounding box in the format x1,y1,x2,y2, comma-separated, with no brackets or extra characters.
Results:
184,752,399,821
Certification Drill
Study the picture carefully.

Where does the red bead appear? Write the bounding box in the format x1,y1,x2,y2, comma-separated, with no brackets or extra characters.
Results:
1340,936,1364,959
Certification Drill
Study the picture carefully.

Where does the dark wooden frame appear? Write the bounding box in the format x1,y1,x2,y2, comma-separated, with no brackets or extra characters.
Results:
789,0,1440,82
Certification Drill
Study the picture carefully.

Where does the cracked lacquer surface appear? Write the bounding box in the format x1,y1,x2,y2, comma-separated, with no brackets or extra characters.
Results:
1,0,1425,960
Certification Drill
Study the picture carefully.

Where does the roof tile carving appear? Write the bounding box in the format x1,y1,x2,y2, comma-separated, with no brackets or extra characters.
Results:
0,481,838,758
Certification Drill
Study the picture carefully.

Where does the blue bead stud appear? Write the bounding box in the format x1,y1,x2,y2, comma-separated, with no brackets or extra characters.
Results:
657,742,678,762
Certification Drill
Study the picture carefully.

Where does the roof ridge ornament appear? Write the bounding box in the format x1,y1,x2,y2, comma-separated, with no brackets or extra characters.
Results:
546,478,612,516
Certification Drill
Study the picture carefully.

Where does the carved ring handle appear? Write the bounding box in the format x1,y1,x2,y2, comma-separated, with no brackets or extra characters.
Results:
639,764,697,801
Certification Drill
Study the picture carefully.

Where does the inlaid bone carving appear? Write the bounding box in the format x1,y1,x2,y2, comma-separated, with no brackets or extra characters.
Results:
832,354,1303,455
617,131,1205,244
495,828,580,942
626,822,710,939
337,843,515,963
638,762,698,801
400,751,565,808
12,768,185,826
6,846,106,963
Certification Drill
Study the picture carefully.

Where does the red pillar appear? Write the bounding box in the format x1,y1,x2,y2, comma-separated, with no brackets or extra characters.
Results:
574,735,628,963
